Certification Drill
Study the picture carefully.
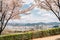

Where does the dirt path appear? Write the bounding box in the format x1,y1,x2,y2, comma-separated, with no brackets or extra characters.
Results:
33,35,60,40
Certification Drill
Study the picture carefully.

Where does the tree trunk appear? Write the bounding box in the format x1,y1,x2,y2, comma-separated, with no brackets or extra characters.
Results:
0,32,1,35
0,30,2,35
58,17,60,21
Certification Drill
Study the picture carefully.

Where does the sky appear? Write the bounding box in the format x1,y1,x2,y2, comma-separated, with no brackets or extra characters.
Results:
9,0,59,23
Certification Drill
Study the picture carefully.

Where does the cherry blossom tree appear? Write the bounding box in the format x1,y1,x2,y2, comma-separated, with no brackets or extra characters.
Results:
0,0,35,34
35,0,60,21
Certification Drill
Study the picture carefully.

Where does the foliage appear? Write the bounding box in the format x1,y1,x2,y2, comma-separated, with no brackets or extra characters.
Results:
34,0,60,21
0,28,60,40
0,0,35,34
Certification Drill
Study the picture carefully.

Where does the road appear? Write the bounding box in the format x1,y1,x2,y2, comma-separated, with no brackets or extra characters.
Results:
33,35,60,40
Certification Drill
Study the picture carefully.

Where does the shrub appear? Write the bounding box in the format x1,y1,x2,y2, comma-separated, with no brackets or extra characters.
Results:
0,33,32,40
0,28,60,40
32,28,60,38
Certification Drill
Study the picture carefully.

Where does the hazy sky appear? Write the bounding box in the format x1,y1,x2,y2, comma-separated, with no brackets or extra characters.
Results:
9,0,59,23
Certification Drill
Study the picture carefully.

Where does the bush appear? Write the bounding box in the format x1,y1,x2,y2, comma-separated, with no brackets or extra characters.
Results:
0,28,60,40
0,33,32,40
32,28,60,38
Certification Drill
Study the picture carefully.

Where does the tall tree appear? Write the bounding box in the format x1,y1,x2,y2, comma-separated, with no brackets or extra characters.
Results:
34,0,60,21
0,0,35,34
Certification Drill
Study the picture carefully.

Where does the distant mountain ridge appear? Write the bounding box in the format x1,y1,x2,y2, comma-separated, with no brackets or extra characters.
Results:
7,22,60,26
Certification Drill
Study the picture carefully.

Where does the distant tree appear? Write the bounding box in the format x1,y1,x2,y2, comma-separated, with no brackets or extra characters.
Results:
53,25,59,28
0,0,35,34
34,0,60,21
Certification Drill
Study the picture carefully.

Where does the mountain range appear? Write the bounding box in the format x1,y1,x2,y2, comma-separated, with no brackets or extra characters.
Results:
7,22,60,26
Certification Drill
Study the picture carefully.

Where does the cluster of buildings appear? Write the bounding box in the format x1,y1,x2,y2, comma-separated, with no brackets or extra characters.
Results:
5,24,60,32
